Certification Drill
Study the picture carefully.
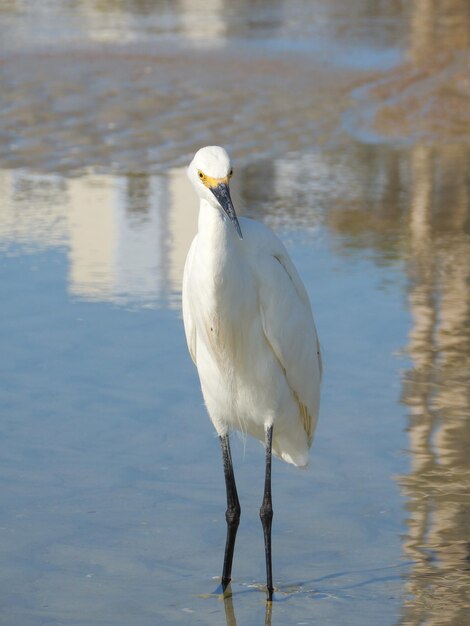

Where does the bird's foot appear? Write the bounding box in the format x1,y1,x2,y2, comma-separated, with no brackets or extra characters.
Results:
212,578,233,598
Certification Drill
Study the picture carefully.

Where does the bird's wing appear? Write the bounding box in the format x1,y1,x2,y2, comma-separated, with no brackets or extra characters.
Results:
253,224,322,445
182,236,197,364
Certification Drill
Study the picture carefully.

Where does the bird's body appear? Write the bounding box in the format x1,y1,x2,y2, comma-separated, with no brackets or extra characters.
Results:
183,211,321,466
182,146,322,600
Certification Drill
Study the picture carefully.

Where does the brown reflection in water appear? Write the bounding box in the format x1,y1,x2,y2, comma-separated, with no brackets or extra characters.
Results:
408,0,470,63
323,140,470,623
398,144,470,625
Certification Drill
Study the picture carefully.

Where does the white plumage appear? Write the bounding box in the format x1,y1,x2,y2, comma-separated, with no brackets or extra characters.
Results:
182,146,322,467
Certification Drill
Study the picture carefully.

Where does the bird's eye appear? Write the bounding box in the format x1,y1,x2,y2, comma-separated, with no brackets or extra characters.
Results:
198,171,204,180
229,169,233,177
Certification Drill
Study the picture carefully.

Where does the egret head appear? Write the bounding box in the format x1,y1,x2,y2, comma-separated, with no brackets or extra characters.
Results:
188,146,243,239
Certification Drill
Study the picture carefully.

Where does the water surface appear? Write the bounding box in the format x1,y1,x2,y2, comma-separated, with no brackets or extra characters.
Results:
1,1,469,625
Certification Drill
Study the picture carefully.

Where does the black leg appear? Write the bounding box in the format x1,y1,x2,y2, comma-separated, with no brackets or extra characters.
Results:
220,433,241,592
260,424,274,602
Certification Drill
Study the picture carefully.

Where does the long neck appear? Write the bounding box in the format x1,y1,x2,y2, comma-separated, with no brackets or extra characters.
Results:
198,198,227,243
198,198,232,252
196,199,236,286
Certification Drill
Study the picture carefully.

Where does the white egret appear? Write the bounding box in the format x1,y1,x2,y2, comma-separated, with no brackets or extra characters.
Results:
182,146,322,602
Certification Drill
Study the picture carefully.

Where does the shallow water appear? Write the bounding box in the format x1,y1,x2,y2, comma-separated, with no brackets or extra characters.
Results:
1,2,469,625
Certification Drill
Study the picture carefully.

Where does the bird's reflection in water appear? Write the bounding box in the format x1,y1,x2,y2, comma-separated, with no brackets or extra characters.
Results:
222,593,237,626
221,591,238,626
220,587,273,626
